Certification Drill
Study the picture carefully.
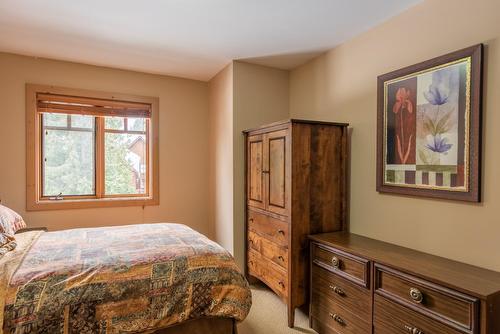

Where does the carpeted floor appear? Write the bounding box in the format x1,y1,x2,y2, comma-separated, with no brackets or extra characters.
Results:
238,283,316,334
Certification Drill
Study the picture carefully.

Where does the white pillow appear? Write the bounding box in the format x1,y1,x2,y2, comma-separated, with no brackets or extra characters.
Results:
0,204,26,257
0,204,26,235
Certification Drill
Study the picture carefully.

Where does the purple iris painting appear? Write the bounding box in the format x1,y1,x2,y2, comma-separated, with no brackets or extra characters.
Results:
426,134,453,154
384,58,468,190
380,45,481,201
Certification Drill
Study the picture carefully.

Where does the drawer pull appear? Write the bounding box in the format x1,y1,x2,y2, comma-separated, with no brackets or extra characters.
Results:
328,313,345,326
404,325,424,334
331,256,341,268
278,255,285,262
278,281,285,288
277,229,285,235
409,287,424,304
329,285,345,296
249,218,254,222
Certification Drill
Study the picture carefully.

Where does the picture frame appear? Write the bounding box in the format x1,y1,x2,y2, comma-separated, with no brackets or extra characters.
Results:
376,44,483,202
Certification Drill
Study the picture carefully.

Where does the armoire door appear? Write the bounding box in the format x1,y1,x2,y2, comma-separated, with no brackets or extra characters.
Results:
247,134,266,210
265,129,290,217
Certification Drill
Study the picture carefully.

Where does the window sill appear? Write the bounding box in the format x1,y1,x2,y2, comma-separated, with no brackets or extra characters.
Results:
26,196,159,211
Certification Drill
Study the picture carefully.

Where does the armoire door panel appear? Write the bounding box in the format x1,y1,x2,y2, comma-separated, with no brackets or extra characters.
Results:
269,137,286,208
248,134,265,209
266,129,289,216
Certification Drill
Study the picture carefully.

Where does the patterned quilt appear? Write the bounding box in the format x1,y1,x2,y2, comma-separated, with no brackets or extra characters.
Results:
0,224,251,334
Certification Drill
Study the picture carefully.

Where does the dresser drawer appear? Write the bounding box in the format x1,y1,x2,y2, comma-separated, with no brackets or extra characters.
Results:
312,242,370,288
248,249,288,298
374,294,465,334
248,230,288,270
375,264,478,333
311,290,371,334
248,210,288,247
312,264,371,321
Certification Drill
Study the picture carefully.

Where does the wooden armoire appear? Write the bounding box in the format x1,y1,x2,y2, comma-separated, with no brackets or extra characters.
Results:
243,119,349,327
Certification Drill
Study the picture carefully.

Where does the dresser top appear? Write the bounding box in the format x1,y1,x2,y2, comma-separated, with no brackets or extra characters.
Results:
309,232,500,299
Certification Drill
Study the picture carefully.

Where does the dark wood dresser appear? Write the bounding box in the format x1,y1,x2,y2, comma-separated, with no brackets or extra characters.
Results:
244,119,349,327
309,232,500,334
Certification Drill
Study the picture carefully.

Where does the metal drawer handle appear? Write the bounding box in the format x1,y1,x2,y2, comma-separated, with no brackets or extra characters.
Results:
328,313,345,326
277,229,285,236
405,325,424,334
329,285,345,296
331,256,341,268
278,255,285,262
249,218,254,222
409,287,424,304
278,281,285,288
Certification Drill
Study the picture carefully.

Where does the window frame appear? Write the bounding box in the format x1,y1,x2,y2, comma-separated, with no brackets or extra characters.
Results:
26,84,159,211
40,113,97,199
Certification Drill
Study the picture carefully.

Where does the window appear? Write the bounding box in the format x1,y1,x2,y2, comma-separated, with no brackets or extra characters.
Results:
27,84,159,210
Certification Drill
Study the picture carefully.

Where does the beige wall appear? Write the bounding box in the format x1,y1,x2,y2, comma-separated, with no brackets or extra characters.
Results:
208,61,289,269
208,63,234,252
233,61,290,269
290,0,500,271
0,52,211,237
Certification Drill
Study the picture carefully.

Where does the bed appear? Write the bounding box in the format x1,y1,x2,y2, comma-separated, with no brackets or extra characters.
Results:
0,223,251,334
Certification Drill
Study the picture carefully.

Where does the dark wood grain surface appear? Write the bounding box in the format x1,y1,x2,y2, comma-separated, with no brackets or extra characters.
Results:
312,265,371,321
312,242,370,288
374,294,462,334
311,290,371,334
375,264,477,332
309,232,500,299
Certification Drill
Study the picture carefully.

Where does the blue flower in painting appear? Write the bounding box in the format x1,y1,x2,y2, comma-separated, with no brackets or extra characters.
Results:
423,68,457,105
426,134,453,154
424,83,449,105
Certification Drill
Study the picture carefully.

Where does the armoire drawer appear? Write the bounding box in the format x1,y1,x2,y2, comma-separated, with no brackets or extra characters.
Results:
248,210,288,247
375,264,478,333
248,249,288,298
374,294,465,334
312,264,371,321
248,230,288,270
312,242,370,288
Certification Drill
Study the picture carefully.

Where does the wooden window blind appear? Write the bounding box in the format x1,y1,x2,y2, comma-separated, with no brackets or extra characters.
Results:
36,93,152,118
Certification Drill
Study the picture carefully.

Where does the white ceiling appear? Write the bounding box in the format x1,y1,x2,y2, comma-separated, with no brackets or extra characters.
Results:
0,0,421,81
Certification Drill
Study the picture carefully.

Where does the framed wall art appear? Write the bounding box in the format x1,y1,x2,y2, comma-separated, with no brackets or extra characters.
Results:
377,44,483,202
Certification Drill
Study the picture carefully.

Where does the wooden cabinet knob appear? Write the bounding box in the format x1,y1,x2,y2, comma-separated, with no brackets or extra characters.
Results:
329,285,345,296
328,313,345,326
405,325,424,334
331,256,341,268
409,287,424,304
